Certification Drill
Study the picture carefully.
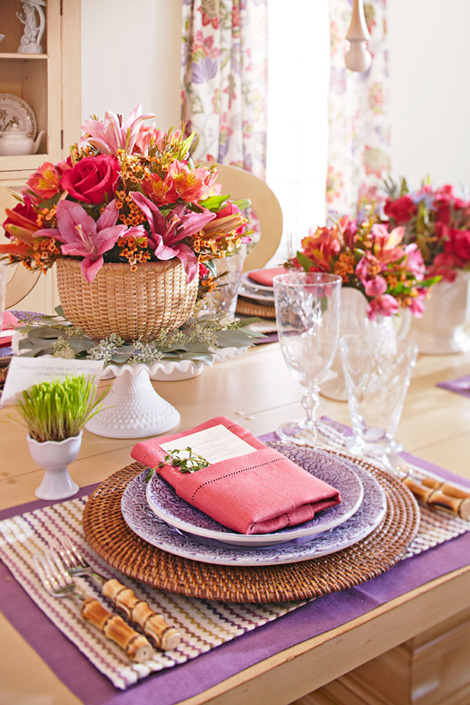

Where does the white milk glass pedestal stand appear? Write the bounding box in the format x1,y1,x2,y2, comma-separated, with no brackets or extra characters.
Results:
85,347,248,438
85,363,180,439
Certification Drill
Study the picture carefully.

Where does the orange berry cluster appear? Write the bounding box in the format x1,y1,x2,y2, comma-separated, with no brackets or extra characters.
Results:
117,236,152,270
37,205,57,229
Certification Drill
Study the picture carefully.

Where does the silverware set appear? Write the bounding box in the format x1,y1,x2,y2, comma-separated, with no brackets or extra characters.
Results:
35,537,181,662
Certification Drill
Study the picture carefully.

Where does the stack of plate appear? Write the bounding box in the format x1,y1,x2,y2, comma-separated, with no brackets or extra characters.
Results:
236,271,277,319
120,443,387,568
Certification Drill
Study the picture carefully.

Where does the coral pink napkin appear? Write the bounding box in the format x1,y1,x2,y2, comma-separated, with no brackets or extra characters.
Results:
131,417,341,535
247,267,287,288
0,311,18,347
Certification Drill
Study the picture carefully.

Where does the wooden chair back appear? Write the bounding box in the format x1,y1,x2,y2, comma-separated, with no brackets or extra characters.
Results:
209,164,283,272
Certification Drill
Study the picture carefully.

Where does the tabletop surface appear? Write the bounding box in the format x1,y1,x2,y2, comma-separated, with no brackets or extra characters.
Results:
1,341,470,705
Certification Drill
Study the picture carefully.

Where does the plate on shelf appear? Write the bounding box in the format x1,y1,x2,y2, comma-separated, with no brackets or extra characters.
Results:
145,445,364,547
0,94,37,138
121,447,387,566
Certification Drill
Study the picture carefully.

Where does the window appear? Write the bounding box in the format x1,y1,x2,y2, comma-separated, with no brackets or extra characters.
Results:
266,0,330,262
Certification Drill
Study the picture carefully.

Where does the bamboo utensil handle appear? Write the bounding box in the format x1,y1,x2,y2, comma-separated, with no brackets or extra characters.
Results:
420,476,470,501
102,579,181,650
403,477,470,520
81,597,154,662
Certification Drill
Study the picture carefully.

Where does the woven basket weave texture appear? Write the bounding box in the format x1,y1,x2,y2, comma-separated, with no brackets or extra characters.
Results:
56,258,197,341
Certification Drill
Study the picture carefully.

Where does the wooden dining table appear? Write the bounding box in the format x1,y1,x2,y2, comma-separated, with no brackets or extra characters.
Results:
1,341,470,705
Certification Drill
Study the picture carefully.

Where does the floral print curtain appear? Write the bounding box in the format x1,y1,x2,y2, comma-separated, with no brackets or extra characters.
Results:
327,0,390,215
181,0,268,180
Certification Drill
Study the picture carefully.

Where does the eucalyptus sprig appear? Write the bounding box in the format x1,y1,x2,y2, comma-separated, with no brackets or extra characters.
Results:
15,309,264,364
13,374,108,443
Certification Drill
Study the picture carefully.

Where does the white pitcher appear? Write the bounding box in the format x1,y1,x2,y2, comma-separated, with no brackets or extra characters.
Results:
407,271,470,354
320,287,411,401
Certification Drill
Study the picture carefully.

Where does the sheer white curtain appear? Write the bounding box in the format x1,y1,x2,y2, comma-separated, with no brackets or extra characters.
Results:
265,0,330,262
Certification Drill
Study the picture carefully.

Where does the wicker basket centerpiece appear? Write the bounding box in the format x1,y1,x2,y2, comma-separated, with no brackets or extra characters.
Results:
0,106,251,337
56,258,198,342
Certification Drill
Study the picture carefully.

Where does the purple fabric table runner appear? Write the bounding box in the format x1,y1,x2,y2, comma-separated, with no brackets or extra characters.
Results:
1,443,470,705
437,374,470,398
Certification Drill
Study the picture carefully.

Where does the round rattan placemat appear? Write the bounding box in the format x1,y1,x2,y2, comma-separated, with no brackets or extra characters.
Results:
83,454,419,603
236,297,276,319
83,453,419,603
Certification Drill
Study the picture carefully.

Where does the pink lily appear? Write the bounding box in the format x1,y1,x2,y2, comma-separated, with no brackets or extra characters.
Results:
52,200,127,282
131,192,215,282
80,105,156,155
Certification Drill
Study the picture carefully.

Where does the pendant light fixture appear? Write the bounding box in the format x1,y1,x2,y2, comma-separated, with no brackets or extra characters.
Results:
345,0,372,72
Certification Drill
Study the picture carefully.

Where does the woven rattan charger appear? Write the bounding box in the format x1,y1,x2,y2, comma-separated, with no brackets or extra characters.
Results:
83,450,419,604
236,296,276,320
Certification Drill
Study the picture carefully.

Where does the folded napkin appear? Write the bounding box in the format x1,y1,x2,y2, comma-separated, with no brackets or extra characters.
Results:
0,311,19,348
131,417,341,535
247,267,287,288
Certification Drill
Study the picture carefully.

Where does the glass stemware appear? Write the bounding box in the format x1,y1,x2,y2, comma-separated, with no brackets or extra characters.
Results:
273,272,341,445
340,333,419,466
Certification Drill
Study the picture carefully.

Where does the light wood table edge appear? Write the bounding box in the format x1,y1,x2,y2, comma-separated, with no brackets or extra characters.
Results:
177,566,470,705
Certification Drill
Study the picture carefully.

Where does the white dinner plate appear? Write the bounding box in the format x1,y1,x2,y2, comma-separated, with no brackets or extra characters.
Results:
241,272,275,292
121,445,387,566
237,285,275,304
0,94,37,138
145,446,364,546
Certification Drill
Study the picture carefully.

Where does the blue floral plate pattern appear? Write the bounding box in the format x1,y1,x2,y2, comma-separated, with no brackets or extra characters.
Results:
121,445,387,566
145,446,364,546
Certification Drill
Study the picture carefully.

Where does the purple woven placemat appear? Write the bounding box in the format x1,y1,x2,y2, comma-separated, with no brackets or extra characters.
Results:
1,445,470,705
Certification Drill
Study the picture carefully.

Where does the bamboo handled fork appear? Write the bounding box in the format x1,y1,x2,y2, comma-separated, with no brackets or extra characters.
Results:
34,551,154,662
49,537,181,651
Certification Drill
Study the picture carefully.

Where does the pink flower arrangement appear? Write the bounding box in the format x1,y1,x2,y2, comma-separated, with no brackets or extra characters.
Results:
0,106,250,284
287,213,437,319
383,178,470,282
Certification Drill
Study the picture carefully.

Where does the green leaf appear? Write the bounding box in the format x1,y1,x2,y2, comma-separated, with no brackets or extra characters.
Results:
199,194,230,211
296,252,314,272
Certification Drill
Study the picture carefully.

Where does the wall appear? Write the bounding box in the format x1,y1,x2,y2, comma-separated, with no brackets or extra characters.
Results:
81,0,183,130
388,0,470,189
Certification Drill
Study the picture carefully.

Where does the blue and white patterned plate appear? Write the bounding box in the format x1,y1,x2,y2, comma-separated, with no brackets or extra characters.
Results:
121,446,387,566
145,446,364,547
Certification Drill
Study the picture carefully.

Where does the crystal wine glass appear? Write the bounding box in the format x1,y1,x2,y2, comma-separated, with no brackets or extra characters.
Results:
273,272,342,445
340,333,419,466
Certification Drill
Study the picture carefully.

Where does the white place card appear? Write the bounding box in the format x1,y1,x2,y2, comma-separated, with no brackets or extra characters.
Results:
1,357,104,407
160,424,255,465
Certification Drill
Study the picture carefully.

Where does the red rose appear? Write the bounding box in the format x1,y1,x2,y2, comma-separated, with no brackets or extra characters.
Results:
428,252,463,282
384,195,417,224
61,154,120,204
453,230,470,262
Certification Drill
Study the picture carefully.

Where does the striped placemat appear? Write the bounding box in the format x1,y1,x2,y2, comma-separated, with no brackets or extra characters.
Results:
0,503,303,690
0,447,469,690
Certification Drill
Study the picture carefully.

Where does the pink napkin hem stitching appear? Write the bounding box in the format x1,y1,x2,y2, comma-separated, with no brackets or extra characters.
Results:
189,456,285,503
